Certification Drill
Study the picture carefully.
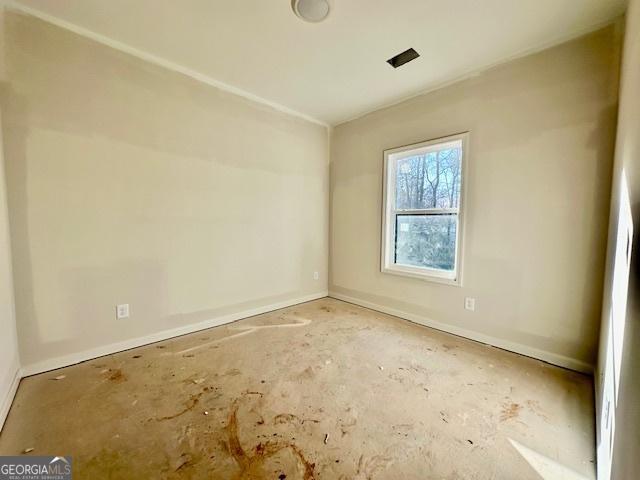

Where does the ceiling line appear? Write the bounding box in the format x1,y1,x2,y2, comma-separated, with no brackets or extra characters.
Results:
0,0,329,128
335,15,623,127
1,1,624,128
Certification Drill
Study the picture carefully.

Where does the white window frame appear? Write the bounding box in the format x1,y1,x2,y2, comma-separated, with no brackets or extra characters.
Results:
381,132,468,286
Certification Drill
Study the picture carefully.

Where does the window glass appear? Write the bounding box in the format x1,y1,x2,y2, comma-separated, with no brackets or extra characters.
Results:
395,147,461,210
395,214,457,270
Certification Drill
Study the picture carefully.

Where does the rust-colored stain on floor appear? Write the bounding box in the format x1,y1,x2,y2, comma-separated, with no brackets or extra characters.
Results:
0,299,596,479
225,394,315,479
499,402,522,422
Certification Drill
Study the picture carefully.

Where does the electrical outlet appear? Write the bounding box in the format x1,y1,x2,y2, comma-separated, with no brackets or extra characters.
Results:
313,271,319,280
464,297,475,311
116,304,130,319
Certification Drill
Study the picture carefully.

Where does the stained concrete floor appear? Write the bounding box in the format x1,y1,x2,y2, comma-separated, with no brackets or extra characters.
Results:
0,298,595,479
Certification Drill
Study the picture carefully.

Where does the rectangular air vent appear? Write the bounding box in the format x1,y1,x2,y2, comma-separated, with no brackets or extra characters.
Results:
387,48,420,68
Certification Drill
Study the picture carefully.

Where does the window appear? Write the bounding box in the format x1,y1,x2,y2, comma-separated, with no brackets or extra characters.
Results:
381,133,467,285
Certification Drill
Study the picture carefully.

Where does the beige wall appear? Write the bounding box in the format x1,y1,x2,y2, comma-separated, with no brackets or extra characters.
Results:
330,26,621,371
1,12,329,370
597,0,640,477
0,109,20,426
0,9,20,429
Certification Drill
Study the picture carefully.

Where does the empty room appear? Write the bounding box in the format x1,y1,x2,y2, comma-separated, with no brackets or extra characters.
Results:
0,0,638,478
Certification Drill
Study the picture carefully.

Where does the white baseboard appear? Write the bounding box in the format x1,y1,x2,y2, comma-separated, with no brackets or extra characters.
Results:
0,365,21,431
21,291,328,377
329,291,593,374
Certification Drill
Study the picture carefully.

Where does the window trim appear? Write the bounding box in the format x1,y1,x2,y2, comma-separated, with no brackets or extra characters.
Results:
381,132,469,286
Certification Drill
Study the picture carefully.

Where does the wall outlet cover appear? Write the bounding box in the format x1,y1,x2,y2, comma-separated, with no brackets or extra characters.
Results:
465,297,475,311
116,304,130,319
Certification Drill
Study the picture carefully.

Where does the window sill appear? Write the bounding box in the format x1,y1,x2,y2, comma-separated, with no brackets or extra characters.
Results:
381,264,461,286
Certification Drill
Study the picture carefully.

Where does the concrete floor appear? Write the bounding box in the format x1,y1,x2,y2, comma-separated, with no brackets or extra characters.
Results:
0,298,595,479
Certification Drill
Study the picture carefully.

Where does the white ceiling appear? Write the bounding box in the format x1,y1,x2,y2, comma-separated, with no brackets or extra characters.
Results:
8,0,626,125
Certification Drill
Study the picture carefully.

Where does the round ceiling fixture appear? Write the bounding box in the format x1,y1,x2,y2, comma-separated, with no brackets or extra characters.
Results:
292,0,330,23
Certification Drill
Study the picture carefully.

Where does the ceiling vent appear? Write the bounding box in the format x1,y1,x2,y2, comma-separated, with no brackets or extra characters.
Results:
387,48,420,68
